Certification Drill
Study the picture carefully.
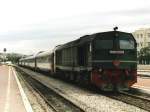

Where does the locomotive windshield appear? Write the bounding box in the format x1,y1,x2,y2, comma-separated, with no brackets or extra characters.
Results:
119,39,135,49
94,34,135,50
94,40,113,49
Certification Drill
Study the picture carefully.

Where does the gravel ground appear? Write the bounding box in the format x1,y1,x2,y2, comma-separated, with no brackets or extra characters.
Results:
16,70,53,112
16,67,148,112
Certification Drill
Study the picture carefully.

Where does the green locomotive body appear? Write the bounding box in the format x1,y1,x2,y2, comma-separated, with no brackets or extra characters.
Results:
54,31,137,91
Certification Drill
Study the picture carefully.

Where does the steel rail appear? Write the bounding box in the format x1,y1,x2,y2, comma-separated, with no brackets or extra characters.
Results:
16,68,85,112
119,91,150,103
18,71,58,112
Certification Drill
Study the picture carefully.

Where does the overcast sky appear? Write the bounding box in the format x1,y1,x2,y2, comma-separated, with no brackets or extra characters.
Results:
0,0,150,54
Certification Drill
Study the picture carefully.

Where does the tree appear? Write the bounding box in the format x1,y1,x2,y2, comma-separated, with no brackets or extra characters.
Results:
138,47,150,64
6,53,24,64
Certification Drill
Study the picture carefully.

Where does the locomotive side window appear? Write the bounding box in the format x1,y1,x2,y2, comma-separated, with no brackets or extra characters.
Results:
119,39,134,49
94,40,113,49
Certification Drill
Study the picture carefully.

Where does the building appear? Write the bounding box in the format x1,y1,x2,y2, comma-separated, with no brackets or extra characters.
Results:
132,28,150,53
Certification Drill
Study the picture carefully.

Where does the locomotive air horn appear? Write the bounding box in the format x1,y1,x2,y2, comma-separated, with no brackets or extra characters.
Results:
114,27,118,31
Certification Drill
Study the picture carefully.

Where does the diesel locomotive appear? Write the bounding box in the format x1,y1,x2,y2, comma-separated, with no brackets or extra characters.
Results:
19,29,137,91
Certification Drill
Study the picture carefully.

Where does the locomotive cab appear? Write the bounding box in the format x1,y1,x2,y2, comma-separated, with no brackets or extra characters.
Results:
91,31,137,91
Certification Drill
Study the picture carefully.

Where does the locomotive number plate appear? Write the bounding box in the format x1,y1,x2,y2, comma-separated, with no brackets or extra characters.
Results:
109,50,124,54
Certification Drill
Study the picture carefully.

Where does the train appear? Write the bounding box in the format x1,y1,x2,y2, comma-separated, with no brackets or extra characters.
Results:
19,29,137,91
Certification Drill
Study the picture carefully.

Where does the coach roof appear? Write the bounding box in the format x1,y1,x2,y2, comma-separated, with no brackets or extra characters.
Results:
35,50,52,58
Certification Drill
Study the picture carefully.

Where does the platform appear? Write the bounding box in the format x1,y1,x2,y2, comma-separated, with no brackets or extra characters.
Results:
133,77,150,90
0,65,32,112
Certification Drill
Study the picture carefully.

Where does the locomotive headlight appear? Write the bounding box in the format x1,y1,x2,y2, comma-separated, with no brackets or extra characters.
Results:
99,68,102,72
113,60,120,67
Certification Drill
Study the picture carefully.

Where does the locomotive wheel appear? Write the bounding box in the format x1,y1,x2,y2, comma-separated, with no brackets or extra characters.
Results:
69,73,72,81
68,73,72,81
69,73,75,82
65,73,70,80
75,74,81,83
84,74,90,85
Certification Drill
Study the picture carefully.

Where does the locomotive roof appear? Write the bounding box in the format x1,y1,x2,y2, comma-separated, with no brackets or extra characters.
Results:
55,31,133,50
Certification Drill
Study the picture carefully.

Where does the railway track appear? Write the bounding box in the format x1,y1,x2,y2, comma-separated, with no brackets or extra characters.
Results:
15,66,150,112
120,88,150,101
16,69,85,112
105,89,150,111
